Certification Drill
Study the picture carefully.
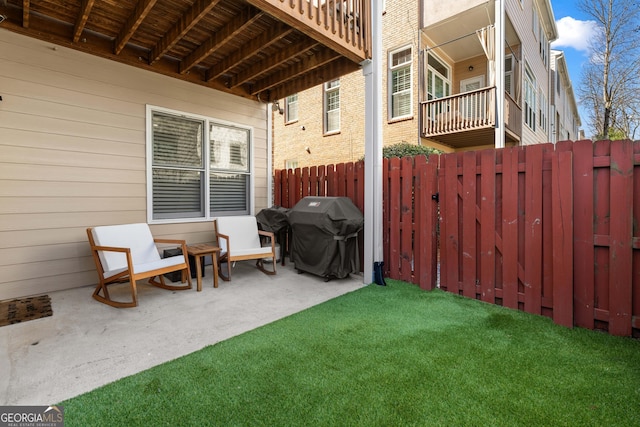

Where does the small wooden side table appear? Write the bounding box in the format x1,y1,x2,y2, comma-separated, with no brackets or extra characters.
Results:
186,244,221,292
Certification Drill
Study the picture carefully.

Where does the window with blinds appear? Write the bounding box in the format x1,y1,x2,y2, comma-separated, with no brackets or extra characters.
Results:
149,108,251,221
390,46,413,119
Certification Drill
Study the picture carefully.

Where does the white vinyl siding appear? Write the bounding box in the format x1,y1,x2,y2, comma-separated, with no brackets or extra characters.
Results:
389,46,413,119
324,80,340,133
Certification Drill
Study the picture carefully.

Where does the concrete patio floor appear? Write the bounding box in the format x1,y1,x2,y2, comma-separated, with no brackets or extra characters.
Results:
0,262,366,406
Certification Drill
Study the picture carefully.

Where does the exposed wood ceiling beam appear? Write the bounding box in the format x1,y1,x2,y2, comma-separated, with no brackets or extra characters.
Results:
72,0,95,43
207,23,294,83
266,57,359,101
149,0,223,65
114,0,158,54
230,38,317,88
22,0,29,28
251,48,340,95
180,6,262,74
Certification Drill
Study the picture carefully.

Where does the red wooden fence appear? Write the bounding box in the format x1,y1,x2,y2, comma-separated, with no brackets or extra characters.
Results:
273,140,640,337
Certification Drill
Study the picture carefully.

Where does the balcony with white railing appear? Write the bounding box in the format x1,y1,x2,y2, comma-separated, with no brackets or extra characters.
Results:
420,87,522,148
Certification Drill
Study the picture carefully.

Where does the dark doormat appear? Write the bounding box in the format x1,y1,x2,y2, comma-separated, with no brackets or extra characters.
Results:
0,295,53,327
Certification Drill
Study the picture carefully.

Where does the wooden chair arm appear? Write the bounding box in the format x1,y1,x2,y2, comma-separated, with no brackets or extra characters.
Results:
153,238,187,246
257,230,275,240
91,245,131,253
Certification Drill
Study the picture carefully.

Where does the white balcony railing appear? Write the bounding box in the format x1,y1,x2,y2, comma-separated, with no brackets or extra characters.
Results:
421,87,496,137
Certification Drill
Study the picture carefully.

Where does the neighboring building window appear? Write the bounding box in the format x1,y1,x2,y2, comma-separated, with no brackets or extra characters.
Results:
148,107,251,221
539,28,548,67
285,94,298,123
285,159,298,170
426,52,450,100
539,89,548,134
324,79,340,134
524,63,536,131
532,7,539,40
505,54,514,97
389,46,413,119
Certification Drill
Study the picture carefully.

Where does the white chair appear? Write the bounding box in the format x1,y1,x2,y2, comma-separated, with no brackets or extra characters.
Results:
87,223,192,308
213,216,277,281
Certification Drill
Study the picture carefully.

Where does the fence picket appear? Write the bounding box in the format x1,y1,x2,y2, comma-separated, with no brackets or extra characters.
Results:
552,150,574,328
480,149,496,303
568,140,596,329
502,147,519,309
524,145,545,314
401,157,414,282
608,141,634,336
441,153,460,294
462,151,477,298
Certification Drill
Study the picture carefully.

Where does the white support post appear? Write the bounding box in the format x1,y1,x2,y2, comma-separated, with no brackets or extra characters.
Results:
362,0,383,284
495,0,505,149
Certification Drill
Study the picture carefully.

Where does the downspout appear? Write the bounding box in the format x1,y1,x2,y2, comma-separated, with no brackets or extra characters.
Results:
267,103,273,208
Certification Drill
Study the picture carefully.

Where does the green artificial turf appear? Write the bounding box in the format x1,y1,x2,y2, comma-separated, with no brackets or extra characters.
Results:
61,280,640,426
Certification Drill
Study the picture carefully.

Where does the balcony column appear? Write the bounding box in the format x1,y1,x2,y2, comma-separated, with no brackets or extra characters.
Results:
363,0,383,284
495,0,505,148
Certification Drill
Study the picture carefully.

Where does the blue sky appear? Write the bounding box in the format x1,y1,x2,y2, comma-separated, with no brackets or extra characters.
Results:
549,0,599,134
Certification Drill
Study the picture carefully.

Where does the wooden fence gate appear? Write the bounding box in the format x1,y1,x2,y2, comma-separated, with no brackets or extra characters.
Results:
274,140,640,337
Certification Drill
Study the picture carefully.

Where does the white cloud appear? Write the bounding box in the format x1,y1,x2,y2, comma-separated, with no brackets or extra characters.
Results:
552,16,599,52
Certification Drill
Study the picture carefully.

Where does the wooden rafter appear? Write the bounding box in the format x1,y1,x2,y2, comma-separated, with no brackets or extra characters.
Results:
149,0,223,65
265,57,359,100
72,0,95,43
208,23,294,83
114,0,158,54
230,38,317,88
251,48,340,95
22,0,29,28
180,6,262,75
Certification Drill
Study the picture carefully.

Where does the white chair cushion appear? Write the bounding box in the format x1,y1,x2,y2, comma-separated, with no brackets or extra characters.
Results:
216,216,263,251
91,223,162,273
102,255,185,279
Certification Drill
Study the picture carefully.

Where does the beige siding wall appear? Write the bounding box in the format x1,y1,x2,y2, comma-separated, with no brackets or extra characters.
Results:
0,30,269,300
273,0,423,169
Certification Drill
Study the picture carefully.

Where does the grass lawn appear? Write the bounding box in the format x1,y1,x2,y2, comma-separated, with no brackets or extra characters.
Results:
60,280,640,426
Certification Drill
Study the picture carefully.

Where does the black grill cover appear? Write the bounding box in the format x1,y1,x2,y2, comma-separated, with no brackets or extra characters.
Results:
287,196,363,279
256,206,290,234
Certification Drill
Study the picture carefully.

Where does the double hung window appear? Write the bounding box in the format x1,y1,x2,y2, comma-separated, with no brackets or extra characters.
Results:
148,107,251,222
389,46,413,119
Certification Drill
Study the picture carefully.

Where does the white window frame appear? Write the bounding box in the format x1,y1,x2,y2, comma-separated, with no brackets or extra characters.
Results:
146,105,254,223
426,51,451,101
539,89,548,134
505,54,514,98
389,45,413,120
524,63,536,131
324,79,340,134
285,94,298,123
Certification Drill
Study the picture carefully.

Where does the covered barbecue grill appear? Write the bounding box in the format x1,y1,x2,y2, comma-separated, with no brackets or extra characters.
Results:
256,206,290,264
287,196,363,280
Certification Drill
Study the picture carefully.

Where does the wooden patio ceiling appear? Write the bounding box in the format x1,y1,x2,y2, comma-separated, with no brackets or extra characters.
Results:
0,0,371,102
